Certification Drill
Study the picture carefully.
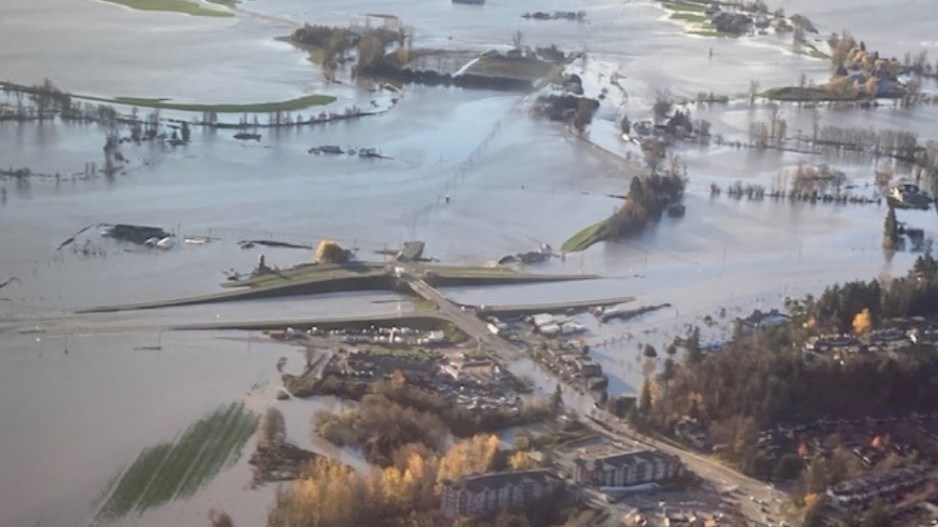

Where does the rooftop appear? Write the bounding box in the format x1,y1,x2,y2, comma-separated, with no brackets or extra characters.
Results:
444,469,560,493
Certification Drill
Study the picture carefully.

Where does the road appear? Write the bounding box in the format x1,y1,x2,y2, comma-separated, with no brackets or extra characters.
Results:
582,410,788,525
403,273,522,361
403,268,788,525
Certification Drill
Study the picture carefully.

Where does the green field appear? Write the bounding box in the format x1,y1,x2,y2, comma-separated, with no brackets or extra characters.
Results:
670,12,707,22
659,0,744,39
561,219,607,253
100,0,233,17
224,262,386,289
661,0,709,13
798,42,829,60
97,403,259,519
205,0,239,7
111,94,337,113
0,80,336,115
688,29,742,38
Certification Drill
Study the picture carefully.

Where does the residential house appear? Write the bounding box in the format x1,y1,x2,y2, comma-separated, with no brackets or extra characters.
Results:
736,309,789,333
827,464,929,508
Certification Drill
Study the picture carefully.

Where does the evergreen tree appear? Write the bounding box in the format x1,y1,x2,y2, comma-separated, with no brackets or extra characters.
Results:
883,206,899,249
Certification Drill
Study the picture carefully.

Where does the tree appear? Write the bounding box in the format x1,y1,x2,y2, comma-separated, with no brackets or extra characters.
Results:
653,90,672,124
209,509,234,527
684,326,703,364
862,499,890,527
316,240,349,263
508,451,537,470
512,30,524,49
852,308,872,334
620,115,631,135
638,379,653,417
662,358,676,384
259,407,287,447
551,384,563,412
883,206,899,249
642,139,667,174
773,454,805,481
643,344,658,358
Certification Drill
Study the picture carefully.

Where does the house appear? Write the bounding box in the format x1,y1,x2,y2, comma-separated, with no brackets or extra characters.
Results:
736,309,790,333
710,12,752,35
804,334,862,354
675,418,711,452
827,464,929,508
440,469,561,518
574,448,684,488
867,328,911,352
889,183,930,209
440,359,495,382
575,356,602,377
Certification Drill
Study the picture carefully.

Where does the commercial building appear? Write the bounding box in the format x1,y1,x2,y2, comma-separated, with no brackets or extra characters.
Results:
574,448,684,488
440,469,562,518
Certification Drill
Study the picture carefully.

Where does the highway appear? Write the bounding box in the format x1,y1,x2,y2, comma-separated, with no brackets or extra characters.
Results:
582,410,789,525
403,273,522,361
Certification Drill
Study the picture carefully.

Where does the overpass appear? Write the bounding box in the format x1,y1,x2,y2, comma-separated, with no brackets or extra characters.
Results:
402,273,522,361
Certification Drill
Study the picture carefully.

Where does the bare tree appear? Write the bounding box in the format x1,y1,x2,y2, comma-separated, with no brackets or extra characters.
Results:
749,79,760,105
652,90,672,125
512,29,524,49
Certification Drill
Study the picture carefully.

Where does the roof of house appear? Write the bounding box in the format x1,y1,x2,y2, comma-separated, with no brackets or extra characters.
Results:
443,469,560,493
574,448,679,468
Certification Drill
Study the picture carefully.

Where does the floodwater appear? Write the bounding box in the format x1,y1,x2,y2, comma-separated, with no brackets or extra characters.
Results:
2,0,937,525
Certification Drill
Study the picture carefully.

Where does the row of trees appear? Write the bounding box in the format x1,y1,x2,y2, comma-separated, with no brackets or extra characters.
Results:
315,393,448,466
808,254,938,331
633,256,938,479
268,434,500,527
811,125,920,162
304,374,554,438
601,168,686,240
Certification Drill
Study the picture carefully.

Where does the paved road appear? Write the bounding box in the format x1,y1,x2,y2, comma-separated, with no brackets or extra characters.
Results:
582,410,788,525
403,273,522,361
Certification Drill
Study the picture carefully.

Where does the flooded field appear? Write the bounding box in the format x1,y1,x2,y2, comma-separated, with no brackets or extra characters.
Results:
2,0,937,525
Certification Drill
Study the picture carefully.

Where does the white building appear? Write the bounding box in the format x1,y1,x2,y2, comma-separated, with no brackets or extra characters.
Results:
574,448,684,487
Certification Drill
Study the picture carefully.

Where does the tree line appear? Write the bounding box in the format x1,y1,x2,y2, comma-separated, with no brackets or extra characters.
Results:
632,255,938,479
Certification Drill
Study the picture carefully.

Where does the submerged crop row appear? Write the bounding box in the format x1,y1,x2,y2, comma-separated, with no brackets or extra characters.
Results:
96,402,259,520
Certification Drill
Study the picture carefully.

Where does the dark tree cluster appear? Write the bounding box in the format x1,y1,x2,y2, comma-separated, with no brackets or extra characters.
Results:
635,256,938,479
602,171,685,239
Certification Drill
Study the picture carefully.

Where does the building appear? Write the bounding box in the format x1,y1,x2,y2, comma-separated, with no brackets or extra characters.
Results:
827,464,929,508
441,358,496,383
675,418,711,452
440,469,561,518
736,309,790,333
574,448,684,488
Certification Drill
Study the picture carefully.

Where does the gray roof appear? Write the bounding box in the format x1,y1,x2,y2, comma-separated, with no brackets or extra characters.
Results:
575,448,677,468
444,469,560,493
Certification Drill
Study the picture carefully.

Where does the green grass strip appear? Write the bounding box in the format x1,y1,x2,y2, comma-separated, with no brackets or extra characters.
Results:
100,0,233,17
97,403,259,520
110,94,337,113
669,12,707,22
561,219,607,253
661,0,709,14
0,80,336,114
